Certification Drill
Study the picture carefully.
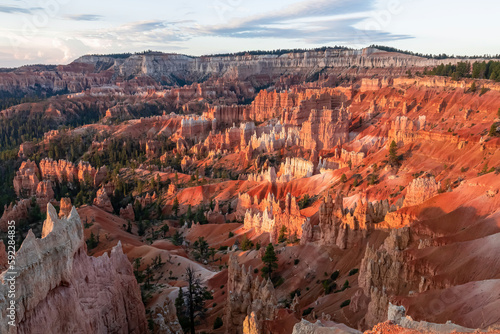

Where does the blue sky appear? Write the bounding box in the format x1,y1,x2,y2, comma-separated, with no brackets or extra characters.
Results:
1,0,499,67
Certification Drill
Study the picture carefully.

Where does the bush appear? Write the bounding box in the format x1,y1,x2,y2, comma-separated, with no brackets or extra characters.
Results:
302,307,314,316
228,231,234,238
348,268,359,276
213,317,223,330
340,174,347,183
294,259,300,265
340,299,351,308
330,270,340,281
273,276,285,288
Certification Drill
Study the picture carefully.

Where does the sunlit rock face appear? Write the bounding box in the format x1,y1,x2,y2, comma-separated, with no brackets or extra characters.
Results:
0,204,147,334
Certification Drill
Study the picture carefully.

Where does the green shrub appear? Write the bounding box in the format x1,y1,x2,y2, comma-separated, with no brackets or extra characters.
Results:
213,317,223,330
348,268,359,276
340,300,351,308
302,307,314,316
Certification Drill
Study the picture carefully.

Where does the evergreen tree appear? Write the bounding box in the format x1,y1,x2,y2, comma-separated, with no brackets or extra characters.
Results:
388,140,398,166
172,197,179,216
192,237,209,261
175,267,213,334
261,243,278,279
278,226,287,243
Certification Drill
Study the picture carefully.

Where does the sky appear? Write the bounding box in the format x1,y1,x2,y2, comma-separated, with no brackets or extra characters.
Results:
0,0,499,67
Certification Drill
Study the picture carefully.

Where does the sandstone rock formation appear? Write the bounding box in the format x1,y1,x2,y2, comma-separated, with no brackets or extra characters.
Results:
13,160,40,198
93,186,114,213
358,227,411,327
386,303,479,333
300,106,350,151
243,193,308,243
226,254,277,334
303,192,393,249
39,158,97,185
120,203,135,221
403,177,440,207
292,319,362,334
152,299,183,334
59,197,72,218
0,204,147,333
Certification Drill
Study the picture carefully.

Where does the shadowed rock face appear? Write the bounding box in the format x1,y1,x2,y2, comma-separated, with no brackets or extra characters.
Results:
0,204,147,334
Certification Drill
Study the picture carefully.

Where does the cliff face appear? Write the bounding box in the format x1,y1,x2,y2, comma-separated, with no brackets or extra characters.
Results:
226,254,277,334
0,204,147,334
73,48,482,83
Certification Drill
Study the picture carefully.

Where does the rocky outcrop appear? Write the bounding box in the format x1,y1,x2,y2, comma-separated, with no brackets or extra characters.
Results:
358,228,411,327
243,312,259,334
292,319,362,334
387,303,479,333
388,116,427,147
305,193,394,249
226,254,277,334
120,203,135,221
59,198,72,218
247,167,278,183
243,193,308,243
0,204,147,333
0,199,32,232
300,107,350,151
179,115,214,140
94,187,114,213
39,158,97,185
13,160,40,198
152,299,183,334
403,177,440,207
279,157,314,182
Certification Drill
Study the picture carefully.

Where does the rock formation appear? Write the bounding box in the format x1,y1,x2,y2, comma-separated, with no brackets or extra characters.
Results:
386,303,479,333
152,299,183,334
39,158,97,185
243,193,308,242
292,319,362,334
226,254,277,334
358,227,411,327
279,157,314,182
0,204,147,333
13,160,40,198
304,192,394,249
93,187,114,213
403,177,440,207
300,107,350,151
59,197,72,218
120,203,135,221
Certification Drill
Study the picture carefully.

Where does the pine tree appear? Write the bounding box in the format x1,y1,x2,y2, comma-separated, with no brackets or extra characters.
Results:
261,243,278,279
174,267,213,334
172,197,179,216
388,140,398,166
278,226,287,243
